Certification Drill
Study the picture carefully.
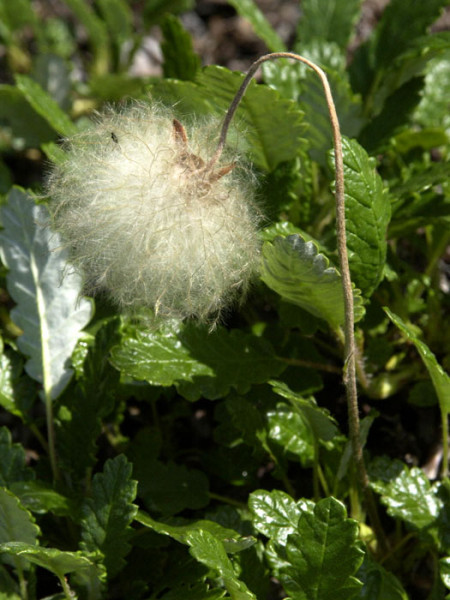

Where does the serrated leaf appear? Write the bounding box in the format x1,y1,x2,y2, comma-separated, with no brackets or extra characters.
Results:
357,553,408,599
249,490,314,545
187,530,257,600
372,0,448,67
384,309,450,415
15,75,77,137
277,497,364,600
296,0,362,50
135,510,255,553
151,65,307,171
227,0,285,52
336,137,390,296
0,189,93,400
0,488,40,572
260,234,365,328
111,323,283,401
161,14,200,81
0,427,34,487
80,455,138,578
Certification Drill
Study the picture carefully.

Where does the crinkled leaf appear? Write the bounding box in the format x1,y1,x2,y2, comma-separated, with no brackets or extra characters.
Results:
249,490,314,545
261,234,365,328
187,529,257,600
336,137,390,296
227,0,285,52
80,455,138,578
151,65,307,171
267,402,314,466
111,323,284,401
15,75,77,137
357,553,408,599
135,510,255,554
277,497,364,600
299,66,365,164
0,489,40,572
161,14,200,80
0,427,34,487
385,309,450,415
370,458,442,542
0,188,93,400
296,0,362,50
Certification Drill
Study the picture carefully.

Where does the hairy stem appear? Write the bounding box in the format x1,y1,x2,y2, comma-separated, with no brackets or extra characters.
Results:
212,52,386,548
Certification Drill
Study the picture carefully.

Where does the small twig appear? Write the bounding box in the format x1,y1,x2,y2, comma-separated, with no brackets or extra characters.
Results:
277,356,341,374
211,52,387,550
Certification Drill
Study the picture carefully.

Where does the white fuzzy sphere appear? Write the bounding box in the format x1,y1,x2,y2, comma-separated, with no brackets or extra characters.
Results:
47,104,261,321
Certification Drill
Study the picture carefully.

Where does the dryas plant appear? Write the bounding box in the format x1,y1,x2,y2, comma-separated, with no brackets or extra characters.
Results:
47,52,382,545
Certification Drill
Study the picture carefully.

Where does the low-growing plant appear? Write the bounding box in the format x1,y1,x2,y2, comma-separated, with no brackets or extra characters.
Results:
0,1,449,599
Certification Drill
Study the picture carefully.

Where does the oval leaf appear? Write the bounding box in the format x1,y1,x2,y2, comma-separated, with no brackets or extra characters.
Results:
0,188,93,400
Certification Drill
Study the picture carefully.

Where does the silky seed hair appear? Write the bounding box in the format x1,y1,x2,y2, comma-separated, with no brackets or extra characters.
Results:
47,102,262,323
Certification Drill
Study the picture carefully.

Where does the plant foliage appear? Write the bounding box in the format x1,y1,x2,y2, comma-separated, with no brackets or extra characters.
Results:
0,0,449,598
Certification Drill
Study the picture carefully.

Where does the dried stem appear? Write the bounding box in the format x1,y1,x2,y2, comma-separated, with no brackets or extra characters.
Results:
211,52,386,549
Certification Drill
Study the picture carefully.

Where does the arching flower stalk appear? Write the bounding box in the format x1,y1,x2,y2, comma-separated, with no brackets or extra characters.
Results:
207,51,385,548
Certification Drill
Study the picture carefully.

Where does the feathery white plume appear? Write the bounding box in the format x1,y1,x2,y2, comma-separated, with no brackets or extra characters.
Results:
47,103,261,322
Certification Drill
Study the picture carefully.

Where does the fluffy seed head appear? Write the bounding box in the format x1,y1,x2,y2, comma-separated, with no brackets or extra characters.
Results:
47,103,261,322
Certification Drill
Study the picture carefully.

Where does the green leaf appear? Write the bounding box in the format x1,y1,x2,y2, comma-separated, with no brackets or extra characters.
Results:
267,402,314,466
135,510,255,553
296,0,362,50
0,349,35,420
160,582,226,600
372,0,448,67
358,553,408,599
0,541,98,576
0,427,34,487
151,65,307,171
277,497,364,600
0,188,93,400
0,564,21,599
111,323,284,401
384,309,450,415
161,14,200,81
370,459,442,540
260,234,365,329
187,529,257,600
0,85,55,148
249,490,314,544
96,0,132,57
10,481,73,517
441,557,450,589
0,489,40,572
337,137,390,296
15,75,77,137
80,455,138,578
227,0,285,52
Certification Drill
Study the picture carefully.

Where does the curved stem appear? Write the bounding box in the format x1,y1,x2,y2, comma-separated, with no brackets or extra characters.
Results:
211,52,387,549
